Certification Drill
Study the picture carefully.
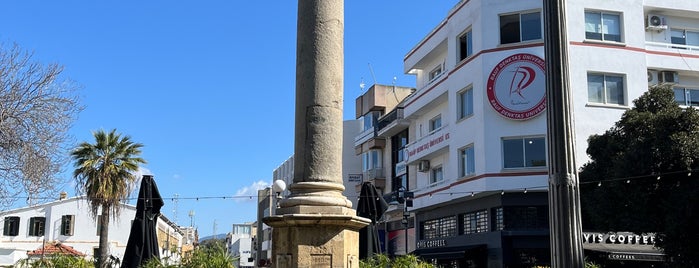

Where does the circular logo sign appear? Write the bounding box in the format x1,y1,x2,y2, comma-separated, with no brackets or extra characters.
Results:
487,53,546,120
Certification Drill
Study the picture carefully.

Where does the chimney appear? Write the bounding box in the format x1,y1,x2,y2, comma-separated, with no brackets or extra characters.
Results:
59,192,67,200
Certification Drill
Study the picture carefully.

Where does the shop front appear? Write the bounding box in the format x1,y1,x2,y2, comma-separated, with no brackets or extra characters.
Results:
582,231,665,267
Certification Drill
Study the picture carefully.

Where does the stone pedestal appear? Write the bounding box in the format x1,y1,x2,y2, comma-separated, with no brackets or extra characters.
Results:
265,213,369,268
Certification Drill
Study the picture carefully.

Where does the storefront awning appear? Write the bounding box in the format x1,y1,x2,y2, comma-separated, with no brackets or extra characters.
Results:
413,244,486,260
584,243,664,262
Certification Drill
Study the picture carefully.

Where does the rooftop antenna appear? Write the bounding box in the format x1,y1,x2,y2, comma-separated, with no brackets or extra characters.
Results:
368,63,377,85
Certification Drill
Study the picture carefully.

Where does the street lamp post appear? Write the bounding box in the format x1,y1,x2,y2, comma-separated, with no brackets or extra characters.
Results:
392,187,413,255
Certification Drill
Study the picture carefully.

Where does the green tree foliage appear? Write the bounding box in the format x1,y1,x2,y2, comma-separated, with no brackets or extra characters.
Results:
14,253,93,268
360,254,434,268
71,129,146,268
580,86,699,267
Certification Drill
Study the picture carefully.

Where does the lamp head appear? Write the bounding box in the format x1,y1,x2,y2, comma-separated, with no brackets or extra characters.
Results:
272,180,287,193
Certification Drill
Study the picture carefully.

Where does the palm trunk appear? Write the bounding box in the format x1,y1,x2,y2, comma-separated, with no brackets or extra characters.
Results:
98,205,111,268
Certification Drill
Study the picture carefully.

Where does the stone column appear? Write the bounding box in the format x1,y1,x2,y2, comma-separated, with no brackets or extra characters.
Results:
543,0,585,267
264,0,370,267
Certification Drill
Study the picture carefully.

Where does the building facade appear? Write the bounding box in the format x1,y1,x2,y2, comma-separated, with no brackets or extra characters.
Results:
226,223,254,268
0,195,184,266
364,0,698,267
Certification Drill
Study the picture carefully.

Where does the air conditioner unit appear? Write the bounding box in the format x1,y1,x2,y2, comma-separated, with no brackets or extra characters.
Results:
417,160,430,172
659,71,679,84
647,70,659,86
647,14,668,30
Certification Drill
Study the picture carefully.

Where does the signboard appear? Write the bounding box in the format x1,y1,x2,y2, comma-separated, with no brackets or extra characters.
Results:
487,53,546,120
348,174,362,183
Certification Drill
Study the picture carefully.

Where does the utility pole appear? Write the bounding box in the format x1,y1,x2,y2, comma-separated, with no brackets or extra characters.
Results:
543,0,585,266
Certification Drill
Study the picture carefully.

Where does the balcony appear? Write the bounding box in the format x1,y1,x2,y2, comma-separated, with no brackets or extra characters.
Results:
646,41,699,52
405,124,451,164
377,108,410,137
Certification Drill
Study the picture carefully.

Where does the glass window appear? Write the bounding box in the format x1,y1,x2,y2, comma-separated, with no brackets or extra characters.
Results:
671,29,699,48
585,11,621,42
458,88,473,119
460,145,475,177
463,210,489,234
587,73,625,105
421,216,457,239
429,115,442,132
362,111,383,131
61,215,75,236
3,216,20,236
674,87,699,107
431,166,443,184
503,206,548,230
29,217,45,236
429,64,443,81
500,11,542,44
520,12,542,41
362,149,382,171
459,30,473,61
494,207,505,231
503,137,546,168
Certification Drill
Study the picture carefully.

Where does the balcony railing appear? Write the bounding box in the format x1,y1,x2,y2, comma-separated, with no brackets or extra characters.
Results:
646,41,699,52
363,168,385,180
377,108,404,131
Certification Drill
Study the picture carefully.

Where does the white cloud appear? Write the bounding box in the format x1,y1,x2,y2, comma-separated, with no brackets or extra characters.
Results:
234,180,271,202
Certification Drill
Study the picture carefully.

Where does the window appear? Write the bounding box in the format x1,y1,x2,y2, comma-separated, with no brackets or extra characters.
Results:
500,11,542,44
430,166,443,184
463,210,489,234
362,149,382,172
429,115,442,132
504,206,548,230
29,217,45,236
459,29,473,61
493,207,505,231
391,130,409,191
421,216,457,239
588,73,625,105
671,29,699,48
503,137,546,168
585,11,622,42
459,145,475,177
3,216,20,236
362,111,383,131
61,215,75,236
674,87,699,107
458,88,473,119
429,64,443,81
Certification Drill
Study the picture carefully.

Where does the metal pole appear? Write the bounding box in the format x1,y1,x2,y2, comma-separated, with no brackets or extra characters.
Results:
403,205,408,255
543,0,585,267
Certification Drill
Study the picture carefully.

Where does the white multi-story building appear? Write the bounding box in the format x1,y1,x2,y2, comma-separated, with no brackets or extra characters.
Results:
359,0,698,267
226,223,254,268
0,195,184,266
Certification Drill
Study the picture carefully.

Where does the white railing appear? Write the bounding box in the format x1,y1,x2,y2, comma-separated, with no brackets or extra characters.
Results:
646,41,699,52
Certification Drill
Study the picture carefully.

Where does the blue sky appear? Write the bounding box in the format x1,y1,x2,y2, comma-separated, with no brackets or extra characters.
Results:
1,1,456,237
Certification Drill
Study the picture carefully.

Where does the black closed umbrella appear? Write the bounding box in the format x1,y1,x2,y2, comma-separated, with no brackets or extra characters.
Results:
357,182,388,259
121,175,164,268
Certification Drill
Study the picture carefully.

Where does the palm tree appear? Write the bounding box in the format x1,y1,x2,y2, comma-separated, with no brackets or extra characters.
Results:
72,129,146,268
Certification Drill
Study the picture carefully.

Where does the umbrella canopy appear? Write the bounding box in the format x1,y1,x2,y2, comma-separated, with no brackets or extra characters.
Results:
357,182,388,259
121,175,164,268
